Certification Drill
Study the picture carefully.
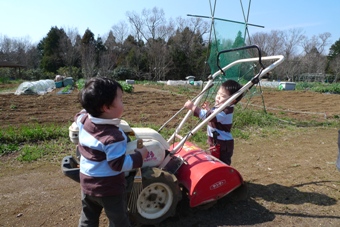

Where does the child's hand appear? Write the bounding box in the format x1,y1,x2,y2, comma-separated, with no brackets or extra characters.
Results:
136,146,149,160
202,102,210,110
184,100,194,110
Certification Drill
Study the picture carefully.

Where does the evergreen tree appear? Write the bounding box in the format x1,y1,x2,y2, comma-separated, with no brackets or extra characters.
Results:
328,39,340,60
168,27,207,80
40,26,67,73
326,38,340,82
80,29,97,78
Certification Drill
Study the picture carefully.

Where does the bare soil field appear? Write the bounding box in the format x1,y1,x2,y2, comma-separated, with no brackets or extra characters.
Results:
0,83,340,227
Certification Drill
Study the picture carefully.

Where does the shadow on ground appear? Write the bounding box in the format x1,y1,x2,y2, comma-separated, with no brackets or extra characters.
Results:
145,181,339,227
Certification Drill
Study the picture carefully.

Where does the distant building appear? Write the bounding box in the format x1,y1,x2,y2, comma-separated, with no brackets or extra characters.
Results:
0,61,26,78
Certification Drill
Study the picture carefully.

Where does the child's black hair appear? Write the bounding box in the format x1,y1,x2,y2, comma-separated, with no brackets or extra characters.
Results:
221,80,243,104
79,77,123,117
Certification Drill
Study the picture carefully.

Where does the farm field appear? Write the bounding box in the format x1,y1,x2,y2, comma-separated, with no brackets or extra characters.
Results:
0,82,340,227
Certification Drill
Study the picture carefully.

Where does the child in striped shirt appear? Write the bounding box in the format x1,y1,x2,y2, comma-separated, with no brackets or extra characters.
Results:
184,80,243,165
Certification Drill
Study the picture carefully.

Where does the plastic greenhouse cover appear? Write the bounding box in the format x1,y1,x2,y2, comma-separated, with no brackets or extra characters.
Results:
15,79,56,95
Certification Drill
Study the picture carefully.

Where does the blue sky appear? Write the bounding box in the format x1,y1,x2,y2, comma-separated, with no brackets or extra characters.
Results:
0,0,339,50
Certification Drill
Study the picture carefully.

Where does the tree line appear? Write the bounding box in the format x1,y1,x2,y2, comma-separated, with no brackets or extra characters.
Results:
0,7,339,83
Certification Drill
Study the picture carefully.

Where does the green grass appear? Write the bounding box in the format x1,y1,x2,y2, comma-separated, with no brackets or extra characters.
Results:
1,81,339,162
0,87,17,93
119,81,134,93
1,102,339,162
0,123,71,160
0,123,67,144
61,85,72,93
76,78,85,90
296,82,340,94
0,79,22,93
16,137,74,162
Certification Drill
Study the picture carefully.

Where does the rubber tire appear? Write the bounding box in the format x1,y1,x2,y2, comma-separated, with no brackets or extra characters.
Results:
130,167,181,225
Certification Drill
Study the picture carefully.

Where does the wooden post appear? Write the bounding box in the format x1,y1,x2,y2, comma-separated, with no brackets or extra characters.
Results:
336,130,340,171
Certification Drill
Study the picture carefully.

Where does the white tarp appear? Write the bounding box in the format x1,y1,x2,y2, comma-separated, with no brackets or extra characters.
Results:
15,79,56,95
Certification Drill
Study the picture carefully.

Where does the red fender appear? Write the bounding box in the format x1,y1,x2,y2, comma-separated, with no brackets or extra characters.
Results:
172,141,243,207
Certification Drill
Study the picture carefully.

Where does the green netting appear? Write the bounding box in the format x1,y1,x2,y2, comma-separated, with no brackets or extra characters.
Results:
208,21,246,76
197,0,265,106
166,1,269,139
203,21,254,103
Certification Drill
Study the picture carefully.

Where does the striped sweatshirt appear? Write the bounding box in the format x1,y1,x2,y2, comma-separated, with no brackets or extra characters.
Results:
193,105,234,142
75,111,143,197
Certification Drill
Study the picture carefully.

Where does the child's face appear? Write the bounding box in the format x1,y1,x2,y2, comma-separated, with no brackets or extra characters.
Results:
215,87,230,107
102,88,124,119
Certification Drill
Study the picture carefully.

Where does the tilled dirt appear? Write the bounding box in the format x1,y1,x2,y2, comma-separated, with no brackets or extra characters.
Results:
0,83,340,227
